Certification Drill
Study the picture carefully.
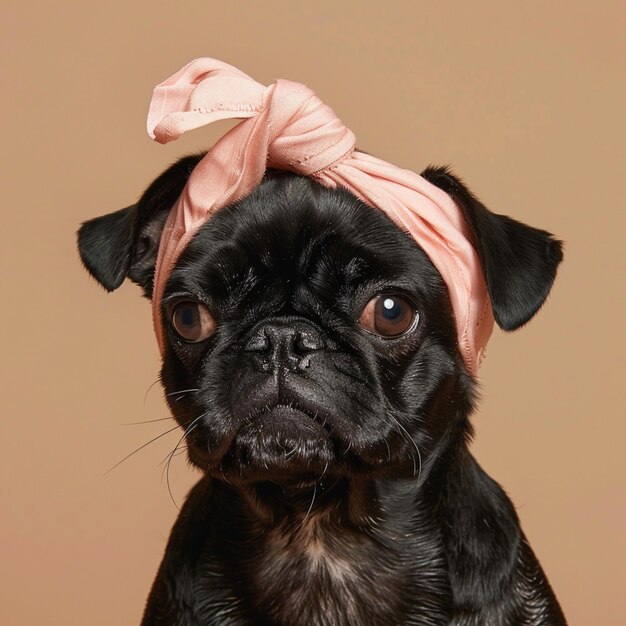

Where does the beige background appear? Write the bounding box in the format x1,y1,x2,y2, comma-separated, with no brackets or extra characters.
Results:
2,1,624,624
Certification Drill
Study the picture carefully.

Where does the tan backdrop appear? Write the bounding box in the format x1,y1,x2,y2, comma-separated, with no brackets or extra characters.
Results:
2,1,624,624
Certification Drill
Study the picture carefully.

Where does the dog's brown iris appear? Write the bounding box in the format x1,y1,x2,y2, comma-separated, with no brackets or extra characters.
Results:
359,294,417,337
171,302,216,342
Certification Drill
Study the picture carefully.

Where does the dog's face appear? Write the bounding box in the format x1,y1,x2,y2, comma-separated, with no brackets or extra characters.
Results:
160,174,460,484
78,156,562,486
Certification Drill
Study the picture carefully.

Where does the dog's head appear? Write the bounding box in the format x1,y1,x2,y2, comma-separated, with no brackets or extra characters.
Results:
78,156,562,485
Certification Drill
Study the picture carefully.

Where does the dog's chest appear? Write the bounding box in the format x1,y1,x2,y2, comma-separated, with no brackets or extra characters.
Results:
246,515,433,626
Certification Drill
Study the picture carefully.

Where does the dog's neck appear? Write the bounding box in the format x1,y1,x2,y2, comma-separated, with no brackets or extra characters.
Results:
236,476,387,527
208,475,448,625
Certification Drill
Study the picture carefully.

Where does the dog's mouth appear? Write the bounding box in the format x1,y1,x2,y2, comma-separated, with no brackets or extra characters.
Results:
182,386,418,482
187,401,337,482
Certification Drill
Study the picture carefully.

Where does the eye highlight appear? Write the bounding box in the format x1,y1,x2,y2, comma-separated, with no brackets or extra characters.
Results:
359,294,417,338
171,301,216,343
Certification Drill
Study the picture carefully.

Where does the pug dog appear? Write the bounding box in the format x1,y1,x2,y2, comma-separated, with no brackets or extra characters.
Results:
78,154,567,625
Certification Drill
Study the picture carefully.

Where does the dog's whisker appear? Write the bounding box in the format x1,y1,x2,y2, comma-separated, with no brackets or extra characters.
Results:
385,411,422,483
160,412,210,510
159,446,189,463
295,482,318,532
164,388,201,398
319,460,329,481
165,457,180,511
160,420,203,468
158,420,201,468
143,379,162,407
121,416,173,426
165,388,201,403
105,423,181,475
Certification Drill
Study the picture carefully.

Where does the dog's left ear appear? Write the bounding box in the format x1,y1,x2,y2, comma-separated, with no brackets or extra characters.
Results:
421,166,563,330
77,153,204,298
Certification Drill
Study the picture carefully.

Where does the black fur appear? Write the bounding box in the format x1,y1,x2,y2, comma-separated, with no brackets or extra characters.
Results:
420,167,563,331
78,158,566,625
78,154,204,296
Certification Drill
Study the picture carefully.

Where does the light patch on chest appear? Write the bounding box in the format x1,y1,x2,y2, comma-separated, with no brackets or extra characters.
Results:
250,511,402,625
264,513,357,582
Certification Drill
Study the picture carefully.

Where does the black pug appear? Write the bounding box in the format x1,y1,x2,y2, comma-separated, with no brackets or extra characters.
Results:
78,153,567,625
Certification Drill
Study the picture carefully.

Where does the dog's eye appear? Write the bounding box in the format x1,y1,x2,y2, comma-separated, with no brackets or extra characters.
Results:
359,295,417,337
171,302,216,343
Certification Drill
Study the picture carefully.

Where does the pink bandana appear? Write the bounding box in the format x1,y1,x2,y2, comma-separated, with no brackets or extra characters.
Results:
147,58,493,374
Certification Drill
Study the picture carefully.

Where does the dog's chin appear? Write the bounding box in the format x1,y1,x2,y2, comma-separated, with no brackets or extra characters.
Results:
183,401,423,484
187,404,340,484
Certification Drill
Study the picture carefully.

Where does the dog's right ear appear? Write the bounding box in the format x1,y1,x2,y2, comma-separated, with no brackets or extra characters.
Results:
77,153,205,298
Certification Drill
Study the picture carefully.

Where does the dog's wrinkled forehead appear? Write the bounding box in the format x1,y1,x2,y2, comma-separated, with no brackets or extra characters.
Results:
165,176,443,313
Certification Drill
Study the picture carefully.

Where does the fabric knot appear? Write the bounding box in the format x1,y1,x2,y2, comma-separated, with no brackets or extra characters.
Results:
265,80,356,176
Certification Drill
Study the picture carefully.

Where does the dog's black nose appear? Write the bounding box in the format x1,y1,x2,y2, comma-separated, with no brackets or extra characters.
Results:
243,318,325,370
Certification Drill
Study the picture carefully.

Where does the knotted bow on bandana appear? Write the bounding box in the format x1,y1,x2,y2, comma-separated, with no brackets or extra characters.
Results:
147,58,493,374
